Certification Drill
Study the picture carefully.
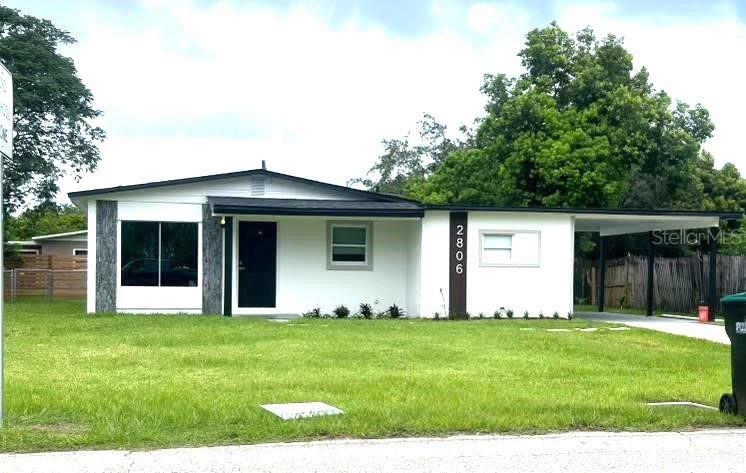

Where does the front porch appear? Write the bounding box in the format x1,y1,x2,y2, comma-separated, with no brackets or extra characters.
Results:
209,196,424,317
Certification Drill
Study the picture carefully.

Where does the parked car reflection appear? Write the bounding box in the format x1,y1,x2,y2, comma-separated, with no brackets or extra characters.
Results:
121,258,197,287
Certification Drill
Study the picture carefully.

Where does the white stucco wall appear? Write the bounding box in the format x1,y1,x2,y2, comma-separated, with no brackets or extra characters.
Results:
419,210,575,318
231,216,420,316
419,211,450,318
466,212,574,317
86,201,97,314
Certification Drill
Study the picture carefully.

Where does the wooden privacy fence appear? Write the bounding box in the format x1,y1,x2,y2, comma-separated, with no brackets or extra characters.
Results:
3,255,87,301
5,254,87,271
580,255,746,314
3,269,87,301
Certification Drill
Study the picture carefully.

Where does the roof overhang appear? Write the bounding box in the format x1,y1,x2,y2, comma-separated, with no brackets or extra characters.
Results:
209,197,425,218
574,213,723,236
31,230,88,241
427,205,740,236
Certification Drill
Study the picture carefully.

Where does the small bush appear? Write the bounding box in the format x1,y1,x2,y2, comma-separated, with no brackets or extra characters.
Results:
553,311,560,320
478,312,485,319
567,311,574,321
433,312,440,320
506,309,514,319
359,303,373,319
494,310,502,319
388,304,404,319
539,311,544,319
303,307,322,318
333,305,350,318
523,310,529,320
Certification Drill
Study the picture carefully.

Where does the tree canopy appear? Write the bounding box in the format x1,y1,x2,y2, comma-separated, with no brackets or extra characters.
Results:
356,24,745,216
0,6,104,212
5,202,85,241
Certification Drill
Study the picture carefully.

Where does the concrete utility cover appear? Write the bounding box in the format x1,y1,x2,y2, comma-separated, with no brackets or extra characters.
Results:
261,402,344,420
647,401,717,410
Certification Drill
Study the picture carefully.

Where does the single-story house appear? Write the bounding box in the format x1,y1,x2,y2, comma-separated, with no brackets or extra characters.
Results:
68,168,740,317
7,230,88,256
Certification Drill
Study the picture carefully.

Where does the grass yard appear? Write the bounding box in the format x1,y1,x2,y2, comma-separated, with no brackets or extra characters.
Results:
1,301,743,453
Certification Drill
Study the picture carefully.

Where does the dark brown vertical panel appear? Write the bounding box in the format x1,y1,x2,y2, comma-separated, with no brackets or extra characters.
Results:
449,212,467,317
202,205,223,314
95,200,117,313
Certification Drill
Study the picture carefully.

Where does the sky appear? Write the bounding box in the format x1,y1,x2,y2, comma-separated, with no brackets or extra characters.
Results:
5,0,746,200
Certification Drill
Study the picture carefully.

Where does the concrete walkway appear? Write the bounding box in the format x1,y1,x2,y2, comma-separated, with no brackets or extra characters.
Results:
576,311,730,345
2,430,746,472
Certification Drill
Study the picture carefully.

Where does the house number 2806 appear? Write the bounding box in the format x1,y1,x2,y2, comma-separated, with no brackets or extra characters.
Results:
455,224,464,274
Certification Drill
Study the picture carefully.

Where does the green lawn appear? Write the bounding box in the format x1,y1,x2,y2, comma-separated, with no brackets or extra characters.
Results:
0,300,742,453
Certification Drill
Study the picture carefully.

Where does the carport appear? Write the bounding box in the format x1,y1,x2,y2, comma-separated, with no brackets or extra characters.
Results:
573,209,742,316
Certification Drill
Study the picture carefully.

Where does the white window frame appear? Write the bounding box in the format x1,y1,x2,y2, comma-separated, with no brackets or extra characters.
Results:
479,230,541,267
73,248,88,256
327,221,373,271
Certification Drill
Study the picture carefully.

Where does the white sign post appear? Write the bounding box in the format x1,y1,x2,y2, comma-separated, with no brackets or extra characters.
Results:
0,62,13,427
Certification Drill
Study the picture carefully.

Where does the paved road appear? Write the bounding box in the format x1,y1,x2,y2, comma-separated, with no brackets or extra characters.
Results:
576,312,730,344
2,430,746,472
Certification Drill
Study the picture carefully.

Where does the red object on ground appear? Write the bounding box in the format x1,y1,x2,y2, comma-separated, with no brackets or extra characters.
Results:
698,305,711,323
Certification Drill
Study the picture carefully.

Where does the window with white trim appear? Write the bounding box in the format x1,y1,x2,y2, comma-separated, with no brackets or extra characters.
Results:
481,233,513,264
327,222,372,270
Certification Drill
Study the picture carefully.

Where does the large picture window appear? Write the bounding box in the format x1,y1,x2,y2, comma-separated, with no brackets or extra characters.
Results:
121,221,198,287
327,221,372,270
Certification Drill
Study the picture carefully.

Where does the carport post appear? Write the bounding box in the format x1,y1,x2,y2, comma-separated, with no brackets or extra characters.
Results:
709,226,719,317
598,236,606,312
646,231,655,316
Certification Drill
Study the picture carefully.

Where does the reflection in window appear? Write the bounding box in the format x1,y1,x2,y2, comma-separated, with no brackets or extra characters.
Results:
121,221,198,287
161,222,198,287
121,221,159,286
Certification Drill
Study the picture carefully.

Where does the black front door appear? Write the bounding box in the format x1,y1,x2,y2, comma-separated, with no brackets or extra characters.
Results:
238,221,277,308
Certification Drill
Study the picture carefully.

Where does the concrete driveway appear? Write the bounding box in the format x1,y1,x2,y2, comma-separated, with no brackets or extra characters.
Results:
2,430,746,472
576,312,730,345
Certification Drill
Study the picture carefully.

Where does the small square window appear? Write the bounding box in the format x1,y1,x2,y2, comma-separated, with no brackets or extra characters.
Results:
328,222,372,270
481,233,513,265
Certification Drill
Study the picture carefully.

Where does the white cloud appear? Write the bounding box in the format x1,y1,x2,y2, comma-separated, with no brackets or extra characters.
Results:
49,0,746,200
60,0,529,196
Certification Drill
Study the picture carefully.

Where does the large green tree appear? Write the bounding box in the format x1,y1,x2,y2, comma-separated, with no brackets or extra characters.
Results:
350,114,470,196
5,202,85,241
0,6,104,212
408,24,720,209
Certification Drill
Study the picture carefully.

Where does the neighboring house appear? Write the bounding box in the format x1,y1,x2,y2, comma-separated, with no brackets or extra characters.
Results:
8,230,88,257
68,168,739,316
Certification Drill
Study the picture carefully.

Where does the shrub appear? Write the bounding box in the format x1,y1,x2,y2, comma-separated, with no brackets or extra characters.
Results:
359,302,373,319
506,309,514,319
567,311,574,321
553,311,560,320
388,304,404,319
333,305,350,318
478,312,485,319
523,310,529,320
493,310,502,319
303,307,322,318
539,311,544,319
433,312,440,320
